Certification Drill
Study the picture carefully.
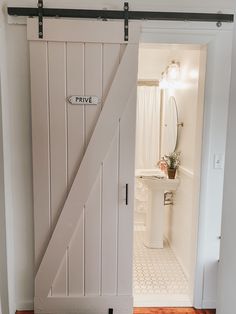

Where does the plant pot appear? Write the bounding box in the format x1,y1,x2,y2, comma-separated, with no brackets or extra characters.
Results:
167,168,176,179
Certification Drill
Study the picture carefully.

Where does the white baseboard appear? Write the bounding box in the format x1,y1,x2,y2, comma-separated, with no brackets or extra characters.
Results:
17,300,34,310
134,294,192,307
164,237,189,281
17,296,213,312
34,296,132,314
202,299,216,309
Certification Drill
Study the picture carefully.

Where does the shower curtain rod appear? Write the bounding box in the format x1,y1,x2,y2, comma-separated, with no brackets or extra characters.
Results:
138,80,159,87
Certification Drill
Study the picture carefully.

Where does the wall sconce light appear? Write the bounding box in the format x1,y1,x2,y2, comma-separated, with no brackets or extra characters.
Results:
159,60,181,90
159,71,168,89
167,61,181,81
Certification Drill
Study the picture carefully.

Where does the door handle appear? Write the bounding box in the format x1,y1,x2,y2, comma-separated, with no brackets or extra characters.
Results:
125,184,128,205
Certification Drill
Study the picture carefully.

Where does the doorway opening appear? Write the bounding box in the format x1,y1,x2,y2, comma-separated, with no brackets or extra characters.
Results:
133,43,207,307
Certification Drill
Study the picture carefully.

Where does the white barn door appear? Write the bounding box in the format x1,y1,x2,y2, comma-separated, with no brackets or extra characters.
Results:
28,18,140,314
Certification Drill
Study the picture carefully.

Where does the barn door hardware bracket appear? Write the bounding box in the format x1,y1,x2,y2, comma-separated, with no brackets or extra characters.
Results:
38,0,43,39
124,2,129,41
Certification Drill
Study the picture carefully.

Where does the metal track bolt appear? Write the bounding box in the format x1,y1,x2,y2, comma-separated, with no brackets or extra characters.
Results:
216,11,223,28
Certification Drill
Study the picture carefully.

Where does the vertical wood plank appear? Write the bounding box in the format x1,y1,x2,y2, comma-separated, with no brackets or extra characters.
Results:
119,44,127,63
47,42,67,296
85,171,102,295
102,131,119,295
101,43,121,295
51,254,67,297
67,43,85,296
68,214,84,296
30,41,51,271
84,43,102,147
118,88,137,295
84,44,102,296
48,41,67,230
102,44,121,105
67,43,85,186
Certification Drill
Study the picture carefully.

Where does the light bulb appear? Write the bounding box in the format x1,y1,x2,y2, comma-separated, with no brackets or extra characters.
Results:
167,61,180,82
159,72,169,89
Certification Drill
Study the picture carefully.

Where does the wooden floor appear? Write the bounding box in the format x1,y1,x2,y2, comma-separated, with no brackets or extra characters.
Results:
16,309,215,314
133,308,215,314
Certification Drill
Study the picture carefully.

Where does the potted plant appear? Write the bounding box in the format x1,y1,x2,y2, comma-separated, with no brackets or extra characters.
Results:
164,151,181,179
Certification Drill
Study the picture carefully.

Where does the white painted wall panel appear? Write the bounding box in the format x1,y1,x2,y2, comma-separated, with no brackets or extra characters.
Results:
2,20,34,312
0,16,10,314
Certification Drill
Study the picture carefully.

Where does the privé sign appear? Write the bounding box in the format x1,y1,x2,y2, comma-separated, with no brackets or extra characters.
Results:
68,95,99,105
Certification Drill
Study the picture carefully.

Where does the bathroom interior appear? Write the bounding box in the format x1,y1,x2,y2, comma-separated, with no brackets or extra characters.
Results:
133,43,206,307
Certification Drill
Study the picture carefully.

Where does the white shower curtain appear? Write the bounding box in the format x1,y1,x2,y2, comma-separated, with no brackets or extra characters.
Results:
135,86,161,169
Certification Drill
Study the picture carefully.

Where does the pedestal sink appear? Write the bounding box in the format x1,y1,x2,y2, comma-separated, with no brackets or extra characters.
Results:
136,170,179,249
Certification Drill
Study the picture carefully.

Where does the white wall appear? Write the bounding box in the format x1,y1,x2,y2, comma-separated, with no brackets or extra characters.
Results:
10,27,34,309
0,6,15,314
164,49,203,283
6,22,34,310
0,1,34,311
217,15,236,314
0,17,10,314
0,1,235,313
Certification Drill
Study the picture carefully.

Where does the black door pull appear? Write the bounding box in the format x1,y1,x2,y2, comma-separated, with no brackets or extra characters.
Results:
125,184,128,205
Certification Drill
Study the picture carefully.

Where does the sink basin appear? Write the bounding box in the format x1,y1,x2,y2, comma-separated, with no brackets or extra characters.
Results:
140,176,179,191
135,168,165,178
138,176,179,249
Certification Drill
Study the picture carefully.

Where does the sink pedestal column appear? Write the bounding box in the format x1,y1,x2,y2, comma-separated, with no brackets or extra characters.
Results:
145,189,165,249
138,176,179,250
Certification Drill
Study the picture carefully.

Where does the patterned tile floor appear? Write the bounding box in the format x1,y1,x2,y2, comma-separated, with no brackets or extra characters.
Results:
133,231,189,296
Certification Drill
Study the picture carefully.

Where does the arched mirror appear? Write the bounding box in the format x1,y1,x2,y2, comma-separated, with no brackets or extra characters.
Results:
161,96,179,155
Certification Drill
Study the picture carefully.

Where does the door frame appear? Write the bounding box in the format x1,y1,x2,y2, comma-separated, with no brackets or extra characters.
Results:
137,20,234,309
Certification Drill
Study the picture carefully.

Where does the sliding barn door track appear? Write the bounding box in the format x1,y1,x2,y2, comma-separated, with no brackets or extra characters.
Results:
8,0,234,40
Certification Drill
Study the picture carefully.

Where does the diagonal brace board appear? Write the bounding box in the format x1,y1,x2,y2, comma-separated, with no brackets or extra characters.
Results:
35,42,140,297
